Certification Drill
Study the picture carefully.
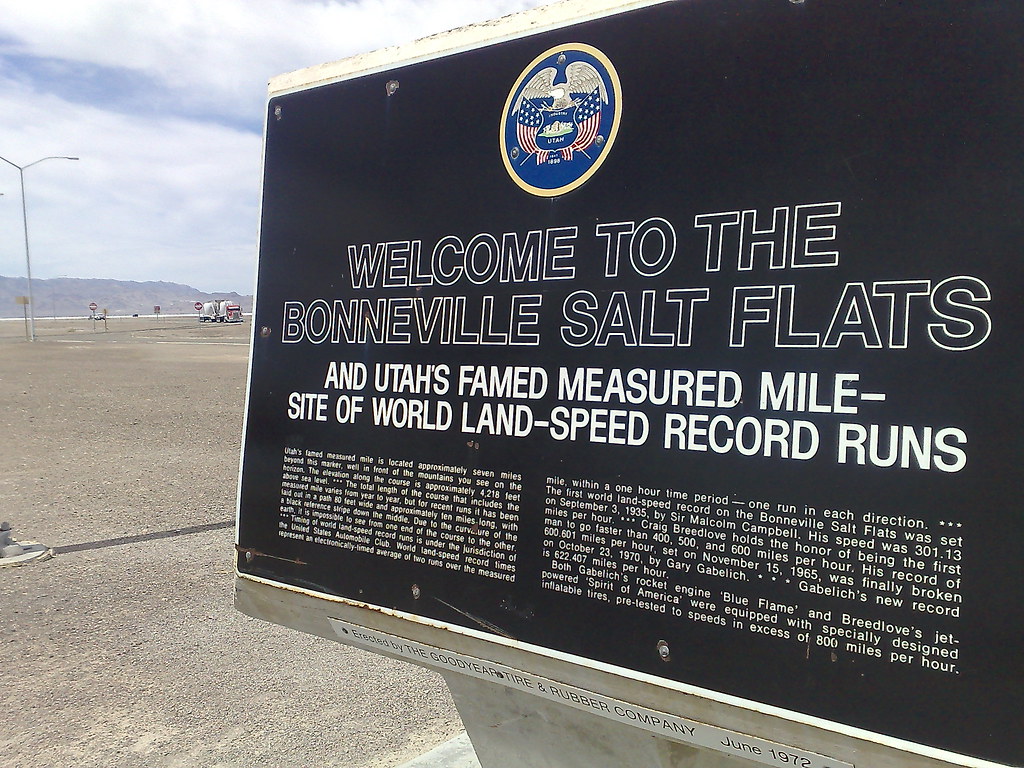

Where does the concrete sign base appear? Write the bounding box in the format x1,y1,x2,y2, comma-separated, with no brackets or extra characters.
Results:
237,577,973,768
445,673,752,768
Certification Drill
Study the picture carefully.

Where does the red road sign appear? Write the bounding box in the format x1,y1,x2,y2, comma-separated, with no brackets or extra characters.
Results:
88,302,97,311
194,302,203,311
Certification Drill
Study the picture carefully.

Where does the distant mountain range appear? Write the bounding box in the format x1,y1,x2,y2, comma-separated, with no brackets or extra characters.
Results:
0,276,253,319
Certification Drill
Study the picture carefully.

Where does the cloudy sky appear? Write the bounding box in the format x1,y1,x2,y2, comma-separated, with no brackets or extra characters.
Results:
0,0,559,294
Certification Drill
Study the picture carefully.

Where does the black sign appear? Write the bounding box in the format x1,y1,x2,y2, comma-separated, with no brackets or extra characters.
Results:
237,2,1024,764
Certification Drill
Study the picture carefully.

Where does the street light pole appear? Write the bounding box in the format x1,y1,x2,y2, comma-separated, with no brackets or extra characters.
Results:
0,155,79,341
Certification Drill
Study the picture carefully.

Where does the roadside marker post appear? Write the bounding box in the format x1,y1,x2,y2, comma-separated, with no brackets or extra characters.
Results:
15,295,29,341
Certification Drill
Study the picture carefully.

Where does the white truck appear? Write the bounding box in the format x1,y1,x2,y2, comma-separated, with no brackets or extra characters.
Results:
199,300,244,323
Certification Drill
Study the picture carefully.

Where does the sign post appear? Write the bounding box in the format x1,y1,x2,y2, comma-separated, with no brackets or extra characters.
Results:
236,2,1024,767
15,295,30,341
88,301,98,332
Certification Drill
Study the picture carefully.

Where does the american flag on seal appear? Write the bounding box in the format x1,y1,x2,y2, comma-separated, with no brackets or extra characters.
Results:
516,97,550,164
513,60,609,165
564,86,602,161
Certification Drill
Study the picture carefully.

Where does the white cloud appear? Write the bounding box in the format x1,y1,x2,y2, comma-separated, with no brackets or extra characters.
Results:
0,0,560,122
0,75,261,293
0,0,560,293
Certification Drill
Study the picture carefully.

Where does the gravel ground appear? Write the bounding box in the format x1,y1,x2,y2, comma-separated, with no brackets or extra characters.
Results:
0,316,462,768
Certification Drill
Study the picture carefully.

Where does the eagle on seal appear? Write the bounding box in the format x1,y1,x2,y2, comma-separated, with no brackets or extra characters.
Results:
513,60,608,163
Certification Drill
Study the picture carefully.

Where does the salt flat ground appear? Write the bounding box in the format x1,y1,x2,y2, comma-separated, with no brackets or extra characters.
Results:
0,316,460,767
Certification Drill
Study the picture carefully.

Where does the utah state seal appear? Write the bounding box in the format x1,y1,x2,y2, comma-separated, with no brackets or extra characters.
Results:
500,43,621,197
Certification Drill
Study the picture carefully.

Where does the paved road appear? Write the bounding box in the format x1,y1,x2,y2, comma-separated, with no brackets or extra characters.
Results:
1,317,462,767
